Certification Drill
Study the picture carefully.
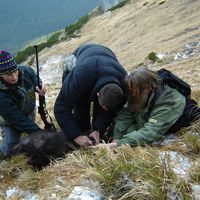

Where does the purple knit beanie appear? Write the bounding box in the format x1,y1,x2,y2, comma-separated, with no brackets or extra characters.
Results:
0,50,18,75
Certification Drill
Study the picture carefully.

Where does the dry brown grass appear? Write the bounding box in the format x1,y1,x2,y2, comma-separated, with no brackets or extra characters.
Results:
0,142,199,199
190,159,200,183
0,155,31,191
9,150,99,198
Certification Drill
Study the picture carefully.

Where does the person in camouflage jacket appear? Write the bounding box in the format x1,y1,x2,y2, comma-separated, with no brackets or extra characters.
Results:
99,67,200,148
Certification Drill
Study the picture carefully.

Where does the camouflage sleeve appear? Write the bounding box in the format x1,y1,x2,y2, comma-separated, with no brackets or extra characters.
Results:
117,87,186,146
113,107,134,140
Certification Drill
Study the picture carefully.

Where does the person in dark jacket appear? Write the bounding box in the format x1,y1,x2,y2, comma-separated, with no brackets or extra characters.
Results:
0,50,46,157
54,44,127,147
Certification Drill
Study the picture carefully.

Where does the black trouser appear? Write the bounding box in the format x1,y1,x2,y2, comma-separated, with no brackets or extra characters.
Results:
168,97,200,133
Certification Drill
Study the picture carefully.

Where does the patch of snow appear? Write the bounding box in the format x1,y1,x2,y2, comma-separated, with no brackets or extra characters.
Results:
68,186,103,200
101,11,112,19
6,186,39,200
160,151,193,179
152,134,179,146
113,173,135,197
37,55,65,85
157,53,165,59
160,134,178,146
6,187,19,198
190,184,200,200
186,41,200,48
55,184,60,189
51,193,58,199
174,41,200,60
174,53,183,60
166,185,182,200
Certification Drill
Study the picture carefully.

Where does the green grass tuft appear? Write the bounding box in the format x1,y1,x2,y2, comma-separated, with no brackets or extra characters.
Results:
65,15,89,35
147,52,159,62
15,32,61,64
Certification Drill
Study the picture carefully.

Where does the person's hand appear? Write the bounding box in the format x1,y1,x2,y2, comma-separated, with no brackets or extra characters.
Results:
92,141,118,149
89,130,100,144
36,85,47,96
111,139,118,143
107,142,118,149
74,135,93,147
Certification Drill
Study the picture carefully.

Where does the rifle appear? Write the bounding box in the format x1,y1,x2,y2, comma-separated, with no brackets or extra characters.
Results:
34,45,56,131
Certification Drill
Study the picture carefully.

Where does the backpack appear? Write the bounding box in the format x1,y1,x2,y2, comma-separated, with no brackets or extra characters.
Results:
157,68,191,97
62,54,77,83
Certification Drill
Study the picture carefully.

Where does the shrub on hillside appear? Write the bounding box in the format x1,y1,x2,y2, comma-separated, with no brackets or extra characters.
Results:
15,46,35,64
109,0,130,11
65,15,89,35
15,32,61,64
147,52,159,62
46,32,61,45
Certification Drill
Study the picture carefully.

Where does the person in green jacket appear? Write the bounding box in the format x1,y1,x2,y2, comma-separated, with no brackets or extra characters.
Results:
0,50,46,157
100,67,200,148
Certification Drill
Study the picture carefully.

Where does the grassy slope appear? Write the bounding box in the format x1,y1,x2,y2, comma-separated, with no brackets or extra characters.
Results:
38,0,200,85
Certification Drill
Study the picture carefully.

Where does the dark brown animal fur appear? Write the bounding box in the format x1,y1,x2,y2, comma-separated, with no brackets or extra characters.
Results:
12,131,74,170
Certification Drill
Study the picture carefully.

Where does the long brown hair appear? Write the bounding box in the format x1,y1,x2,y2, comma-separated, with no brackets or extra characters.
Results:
125,67,159,97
